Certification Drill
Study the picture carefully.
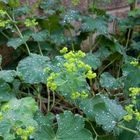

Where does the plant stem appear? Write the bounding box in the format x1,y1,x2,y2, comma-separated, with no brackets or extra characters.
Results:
0,31,10,39
89,33,93,52
38,94,42,110
90,79,95,96
98,56,119,77
87,120,99,139
6,12,31,55
33,27,43,55
68,27,75,51
26,0,43,56
125,28,131,47
47,87,51,112
118,125,138,135
51,91,55,110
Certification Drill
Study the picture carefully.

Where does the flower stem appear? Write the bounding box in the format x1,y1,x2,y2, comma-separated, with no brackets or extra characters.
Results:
51,91,55,110
118,125,138,135
47,87,51,112
86,119,99,139
6,12,31,55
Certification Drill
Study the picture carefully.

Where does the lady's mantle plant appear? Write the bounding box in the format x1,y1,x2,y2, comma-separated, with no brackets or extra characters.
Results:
0,0,140,140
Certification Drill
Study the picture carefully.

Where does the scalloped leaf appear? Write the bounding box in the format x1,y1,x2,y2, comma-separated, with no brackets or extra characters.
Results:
100,72,122,90
81,17,108,34
32,30,49,42
0,80,15,102
82,52,101,70
34,111,93,140
0,97,38,139
7,36,30,49
80,95,126,132
0,70,17,82
17,54,50,84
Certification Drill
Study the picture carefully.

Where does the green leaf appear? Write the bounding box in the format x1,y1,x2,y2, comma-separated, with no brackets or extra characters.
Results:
80,95,126,132
100,72,122,90
0,70,17,82
127,0,135,4
81,17,108,34
123,64,140,93
63,10,80,24
82,52,101,70
7,36,29,49
50,31,66,46
17,54,50,84
32,30,49,42
55,71,90,99
13,5,31,16
94,47,111,60
128,9,140,17
0,97,38,139
0,80,15,102
34,111,93,140
0,0,8,3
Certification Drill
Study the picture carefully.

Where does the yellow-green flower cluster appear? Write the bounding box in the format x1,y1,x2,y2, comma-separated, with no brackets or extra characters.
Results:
60,47,68,54
129,87,140,97
0,112,3,122
63,50,85,60
0,10,7,16
62,49,96,80
43,67,51,73
72,0,80,6
123,87,140,122
123,104,134,122
71,91,88,100
86,70,97,79
130,60,139,67
47,73,59,91
64,62,76,72
0,20,10,27
129,87,140,104
24,19,38,27
16,126,35,140
46,48,97,99
63,50,86,72
1,104,10,111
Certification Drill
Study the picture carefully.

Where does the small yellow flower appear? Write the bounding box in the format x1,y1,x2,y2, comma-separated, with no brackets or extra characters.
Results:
47,82,57,91
81,91,88,98
64,51,75,60
0,10,6,16
0,112,3,122
16,128,23,135
129,87,140,96
77,61,85,68
24,19,38,27
64,62,76,72
135,112,140,121
75,50,86,58
69,58,76,63
60,47,68,54
123,115,133,122
43,67,51,73
130,61,139,67
21,136,28,140
71,92,81,99
125,104,134,114
86,70,96,79
1,104,10,111
85,64,92,71
72,0,80,6
27,126,35,134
